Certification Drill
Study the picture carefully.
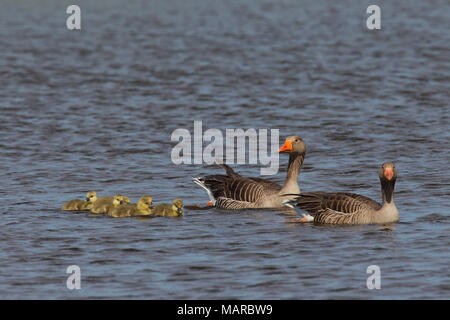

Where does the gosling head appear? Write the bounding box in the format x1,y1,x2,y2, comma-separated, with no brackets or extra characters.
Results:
278,135,306,155
112,195,125,207
172,198,183,216
122,196,131,204
86,191,98,202
138,195,153,210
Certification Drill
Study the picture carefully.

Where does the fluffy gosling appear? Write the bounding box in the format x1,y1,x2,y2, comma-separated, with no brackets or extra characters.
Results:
62,191,98,211
152,198,183,217
90,194,129,214
108,195,153,218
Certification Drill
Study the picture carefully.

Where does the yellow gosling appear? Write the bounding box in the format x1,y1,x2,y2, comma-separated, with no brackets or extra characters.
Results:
109,195,153,218
90,194,129,214
62,191,98,211
152,198,183,217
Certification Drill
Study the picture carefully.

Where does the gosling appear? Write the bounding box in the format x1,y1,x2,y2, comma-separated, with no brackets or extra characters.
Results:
90,194,129,214
62,191,98,211
108,195,153,218
151,198,183,217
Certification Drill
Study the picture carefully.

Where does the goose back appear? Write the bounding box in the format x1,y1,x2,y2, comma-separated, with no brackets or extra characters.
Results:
202,174,280,202
294,192,382,224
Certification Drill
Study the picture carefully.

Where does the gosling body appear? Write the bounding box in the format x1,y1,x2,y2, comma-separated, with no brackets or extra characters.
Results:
91,195,129,214
152,199,183,217
62,191,98,211
109,195,153,218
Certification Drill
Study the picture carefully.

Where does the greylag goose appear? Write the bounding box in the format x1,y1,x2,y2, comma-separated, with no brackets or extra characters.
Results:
90,194,129,214
151,198,183,217
62,191,98,211
193,135,306,209
108,195,153,218
284,162,399,225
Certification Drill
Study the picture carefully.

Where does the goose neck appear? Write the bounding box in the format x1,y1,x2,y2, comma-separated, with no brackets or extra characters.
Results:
281,153,304,194
381,179,396,206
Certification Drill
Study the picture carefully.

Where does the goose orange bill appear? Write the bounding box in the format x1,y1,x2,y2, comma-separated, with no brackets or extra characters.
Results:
279,140,292,153
384,167,393,180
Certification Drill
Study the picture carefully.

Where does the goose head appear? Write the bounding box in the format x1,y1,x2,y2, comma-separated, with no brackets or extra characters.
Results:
378,162,397,203
278,135,306,155
86,191,98,203
172,198,183,216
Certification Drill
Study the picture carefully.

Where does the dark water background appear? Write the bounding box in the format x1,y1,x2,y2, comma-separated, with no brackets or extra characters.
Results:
0,0,449,299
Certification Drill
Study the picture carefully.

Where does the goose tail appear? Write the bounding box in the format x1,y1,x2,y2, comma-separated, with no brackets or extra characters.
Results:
281,193,302,208
193,177,216,206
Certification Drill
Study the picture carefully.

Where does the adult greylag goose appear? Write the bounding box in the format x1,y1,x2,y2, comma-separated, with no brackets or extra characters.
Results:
108,195,153,218
193,135,306,209
62,191,98,211
284,162,399,225
90,194,129,214
151,198,183,217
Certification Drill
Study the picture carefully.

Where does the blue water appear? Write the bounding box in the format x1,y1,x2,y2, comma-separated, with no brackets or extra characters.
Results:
0,0,449,299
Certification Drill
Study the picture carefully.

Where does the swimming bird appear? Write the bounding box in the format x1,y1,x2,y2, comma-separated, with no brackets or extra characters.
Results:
108,195,153,218
284,162,399,225
90,194,129,214
193,135,306,209
62,191,98,211
151,198,183,217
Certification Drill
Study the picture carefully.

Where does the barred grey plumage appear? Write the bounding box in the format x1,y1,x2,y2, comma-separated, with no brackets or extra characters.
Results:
193,135,306,209
285,162,399,225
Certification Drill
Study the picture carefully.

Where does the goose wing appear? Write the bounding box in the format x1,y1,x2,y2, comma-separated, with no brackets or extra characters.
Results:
297,192,380,212
215,197,258,209
197,175,280,203
219,163,241,178
194,162,283,209
292,192,381,224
